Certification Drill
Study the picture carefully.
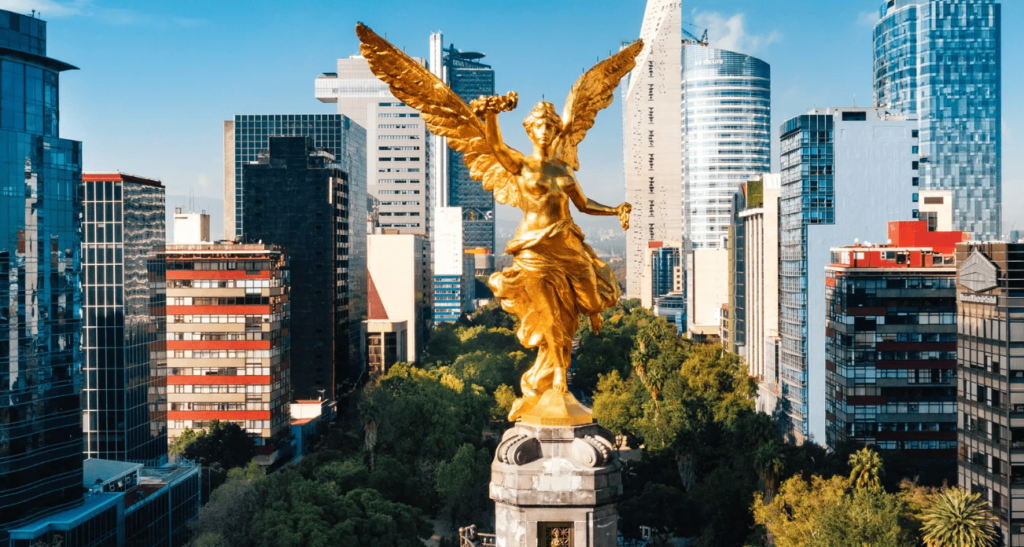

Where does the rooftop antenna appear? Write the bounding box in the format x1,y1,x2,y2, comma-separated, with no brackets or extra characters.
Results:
853,93,856,107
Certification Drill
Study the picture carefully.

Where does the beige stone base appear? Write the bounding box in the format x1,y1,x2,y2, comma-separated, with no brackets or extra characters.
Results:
490,422,621,547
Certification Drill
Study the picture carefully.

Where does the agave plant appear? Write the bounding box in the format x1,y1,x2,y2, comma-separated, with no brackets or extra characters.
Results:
921,487,998,547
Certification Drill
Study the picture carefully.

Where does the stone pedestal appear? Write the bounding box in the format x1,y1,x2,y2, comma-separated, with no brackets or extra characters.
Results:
490,422,621,547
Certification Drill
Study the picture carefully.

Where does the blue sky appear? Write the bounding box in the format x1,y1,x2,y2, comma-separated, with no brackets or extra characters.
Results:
3,0,1021,235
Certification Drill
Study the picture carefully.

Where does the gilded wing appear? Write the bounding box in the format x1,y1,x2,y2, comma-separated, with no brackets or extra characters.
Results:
356,23,523,206
556,40,644,171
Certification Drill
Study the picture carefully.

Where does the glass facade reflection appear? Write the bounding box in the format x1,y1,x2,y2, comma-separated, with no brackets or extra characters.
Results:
874,0,1001,239
682,46,770,250
81,174,166,462
442,46,495,253
226,114,365,241
242,137,365,397
0,9,84,538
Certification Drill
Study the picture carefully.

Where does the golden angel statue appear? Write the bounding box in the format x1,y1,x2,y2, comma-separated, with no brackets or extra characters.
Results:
356,23,643,425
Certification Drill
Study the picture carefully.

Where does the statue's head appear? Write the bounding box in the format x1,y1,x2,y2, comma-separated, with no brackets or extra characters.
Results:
523,101,562,148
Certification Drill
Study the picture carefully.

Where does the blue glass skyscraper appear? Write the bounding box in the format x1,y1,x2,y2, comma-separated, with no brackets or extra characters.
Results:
0,9,84,537
874,0,1001,240
682,45,770,251
441,45,495,253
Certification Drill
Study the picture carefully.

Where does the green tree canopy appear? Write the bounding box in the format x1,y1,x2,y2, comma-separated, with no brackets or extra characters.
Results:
920,487,998,547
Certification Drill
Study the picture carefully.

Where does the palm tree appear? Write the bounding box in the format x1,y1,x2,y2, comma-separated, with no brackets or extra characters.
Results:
754,441,785,502
920,487,998,547
848,446,882,489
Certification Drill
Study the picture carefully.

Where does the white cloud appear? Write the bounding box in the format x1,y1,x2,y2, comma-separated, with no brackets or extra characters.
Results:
691,10,782,55
0,0,90,18
857,10,879,27
0,0,207,26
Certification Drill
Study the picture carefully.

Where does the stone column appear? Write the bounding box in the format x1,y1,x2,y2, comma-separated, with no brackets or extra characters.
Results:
489,421,621,547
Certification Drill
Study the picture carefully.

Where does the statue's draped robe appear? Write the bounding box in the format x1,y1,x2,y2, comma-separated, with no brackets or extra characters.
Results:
489,219,620,399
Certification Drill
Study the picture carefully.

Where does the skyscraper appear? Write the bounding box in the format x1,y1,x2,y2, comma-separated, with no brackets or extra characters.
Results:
874,0,1001,240
779,107,919,443
622,0,683,300
315,55,432,237
0,8,84,536
81,172,167,462
429,32,496,253
682,45,770,251
223,114,365,241
242,136,366,397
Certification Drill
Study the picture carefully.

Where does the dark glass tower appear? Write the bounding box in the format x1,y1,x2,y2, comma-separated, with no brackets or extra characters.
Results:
442,45,495,253
0,9,84,536
224,114,366,242
242,137,366,398
81,173,166,462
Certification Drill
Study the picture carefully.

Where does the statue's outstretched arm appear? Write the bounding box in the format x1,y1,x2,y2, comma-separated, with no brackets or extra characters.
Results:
567,180,631,230
565,178,626,229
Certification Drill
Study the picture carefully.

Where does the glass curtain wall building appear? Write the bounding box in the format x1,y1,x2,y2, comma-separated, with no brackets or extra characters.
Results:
81,173,167,462
439,42,496,253
681,45,770,251
874,0,1001,240
242,137,365,396
223,114,365,241
779,108,918,443
0,9,84,538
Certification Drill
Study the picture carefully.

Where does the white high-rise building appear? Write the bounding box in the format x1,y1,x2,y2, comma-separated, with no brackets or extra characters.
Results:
172,208,210,244
622,0,683,300
778,107,920,444
316,56,431,237
739,174,782,415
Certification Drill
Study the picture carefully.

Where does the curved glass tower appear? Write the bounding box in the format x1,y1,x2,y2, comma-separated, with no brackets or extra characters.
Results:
874,0,1001,240
682,45,770,250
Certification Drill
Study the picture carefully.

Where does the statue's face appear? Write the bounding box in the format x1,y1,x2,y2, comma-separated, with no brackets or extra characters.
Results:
528,118,557,148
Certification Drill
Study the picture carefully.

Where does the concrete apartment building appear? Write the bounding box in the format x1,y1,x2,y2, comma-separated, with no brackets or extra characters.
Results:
955,241,1024,546
778,107,919,444
164,244,291,455
81,172,167,462
316,54,431,237
433,206,475,323
740,174,782,415
825,217,965,478
366,233,431,365
172,209,210,244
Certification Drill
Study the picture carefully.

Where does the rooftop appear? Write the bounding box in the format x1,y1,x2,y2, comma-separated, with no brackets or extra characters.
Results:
83,172,163,188
83,459,142,488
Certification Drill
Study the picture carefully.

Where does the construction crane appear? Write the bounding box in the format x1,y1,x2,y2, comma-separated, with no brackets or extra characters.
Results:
682,22,709,46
